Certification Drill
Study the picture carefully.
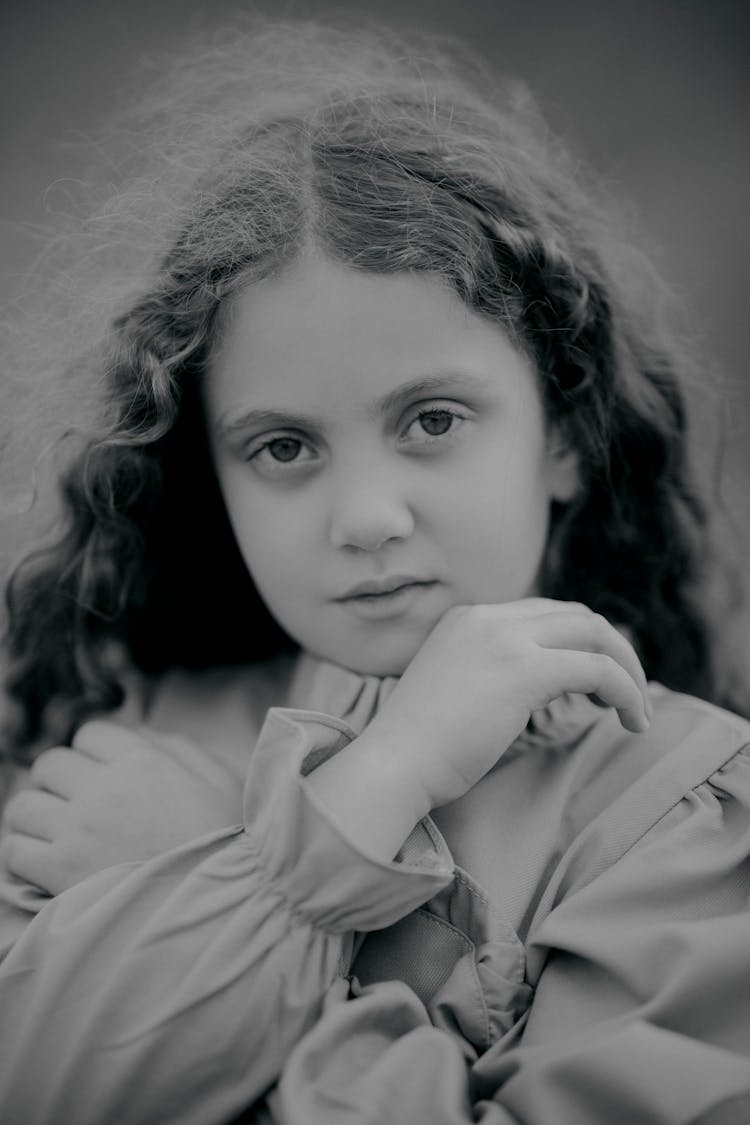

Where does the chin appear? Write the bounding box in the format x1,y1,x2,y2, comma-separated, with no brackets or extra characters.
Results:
327,636,422,679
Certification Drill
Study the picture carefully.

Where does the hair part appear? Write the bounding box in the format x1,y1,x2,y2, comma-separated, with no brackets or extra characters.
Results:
2,17,746,763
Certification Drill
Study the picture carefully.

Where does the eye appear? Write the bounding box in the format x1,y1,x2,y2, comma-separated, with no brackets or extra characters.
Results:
416,409,455,436
401,404,467,446
246,432,318,476
266,437,303,462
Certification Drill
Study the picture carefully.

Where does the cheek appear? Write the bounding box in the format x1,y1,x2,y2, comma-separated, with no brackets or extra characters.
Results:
233,528,310,640
440,452,553,589
221,484,316,602
440,444,548,533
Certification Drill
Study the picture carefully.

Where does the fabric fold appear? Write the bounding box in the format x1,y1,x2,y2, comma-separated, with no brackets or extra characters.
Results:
243,706,454,933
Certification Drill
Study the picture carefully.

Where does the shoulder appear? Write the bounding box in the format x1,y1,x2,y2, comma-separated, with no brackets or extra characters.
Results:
647,682,750,746
521,689,750,934
434,686,750,934
1,656,300,804
538,685,750,907
560,685,750,840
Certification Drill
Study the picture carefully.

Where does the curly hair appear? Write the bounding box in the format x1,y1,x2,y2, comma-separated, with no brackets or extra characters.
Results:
2,18,746,762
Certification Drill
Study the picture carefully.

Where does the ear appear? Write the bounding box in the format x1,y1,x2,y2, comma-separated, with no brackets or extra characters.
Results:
544,427,581,503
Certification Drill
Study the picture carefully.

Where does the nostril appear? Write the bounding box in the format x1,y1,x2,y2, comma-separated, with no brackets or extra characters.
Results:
328,499,415,552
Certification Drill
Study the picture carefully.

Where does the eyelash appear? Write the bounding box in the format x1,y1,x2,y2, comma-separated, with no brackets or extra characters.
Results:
406,406,464,442
245,402,467,474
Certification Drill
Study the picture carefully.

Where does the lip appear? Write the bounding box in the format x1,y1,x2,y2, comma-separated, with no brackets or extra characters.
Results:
336,576,435,601
335,579,438,622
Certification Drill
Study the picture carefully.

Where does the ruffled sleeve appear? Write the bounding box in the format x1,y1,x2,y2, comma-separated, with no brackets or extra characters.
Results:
0,705,452,1125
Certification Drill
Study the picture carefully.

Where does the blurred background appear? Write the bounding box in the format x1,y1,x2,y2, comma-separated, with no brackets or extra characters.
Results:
1,0,748,643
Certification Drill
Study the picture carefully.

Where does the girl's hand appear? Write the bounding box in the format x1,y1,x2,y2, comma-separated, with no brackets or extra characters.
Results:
0,721,243,897
360,598,651,813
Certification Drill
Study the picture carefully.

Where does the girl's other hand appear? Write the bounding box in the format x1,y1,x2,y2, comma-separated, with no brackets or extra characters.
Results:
360,598,652,813
0,722,243,896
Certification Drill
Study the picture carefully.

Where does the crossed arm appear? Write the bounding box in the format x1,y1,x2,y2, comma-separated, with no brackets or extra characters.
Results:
2,708,750,1123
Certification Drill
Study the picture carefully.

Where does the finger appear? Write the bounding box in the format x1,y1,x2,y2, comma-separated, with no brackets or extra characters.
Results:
540,648,650,733
2,789,67,841
528,610,649,705
0,833,58,894
72,719,147,762
29,747,99,799
503,597,594,619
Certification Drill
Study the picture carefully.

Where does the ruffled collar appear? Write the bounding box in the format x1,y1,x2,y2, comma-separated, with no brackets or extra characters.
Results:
286,651,603,752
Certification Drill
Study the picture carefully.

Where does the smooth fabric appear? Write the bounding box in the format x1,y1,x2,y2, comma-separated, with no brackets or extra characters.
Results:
0,652,749,1123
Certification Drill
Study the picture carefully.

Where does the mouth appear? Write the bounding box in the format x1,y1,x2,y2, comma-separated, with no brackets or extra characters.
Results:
336,577,436,602
333,578,438,621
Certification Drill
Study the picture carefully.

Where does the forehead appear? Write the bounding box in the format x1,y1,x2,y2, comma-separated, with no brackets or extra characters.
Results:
205,256,538,416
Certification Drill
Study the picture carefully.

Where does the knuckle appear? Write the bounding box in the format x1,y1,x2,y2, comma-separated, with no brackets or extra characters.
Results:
0,834,18,873
3,791,33,828
57,848,83,886
568,600,594,615
598,652,620,676
445,603,474,626
580,650,607,688
28,749,55,780
128,744,159,773
591,612,616,642
71,718,107,746
38,839,79,892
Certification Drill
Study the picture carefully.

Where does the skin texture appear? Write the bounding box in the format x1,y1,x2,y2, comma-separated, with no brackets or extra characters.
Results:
204,255,580,678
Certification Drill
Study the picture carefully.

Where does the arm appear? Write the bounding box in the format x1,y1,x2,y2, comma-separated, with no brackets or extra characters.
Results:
0,720,248,962
0,600,656,1120
1,598,649,931
0,708,452,1125
271,751,750,1124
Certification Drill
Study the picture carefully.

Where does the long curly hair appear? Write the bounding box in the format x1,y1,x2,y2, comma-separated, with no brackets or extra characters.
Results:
1,18,746,763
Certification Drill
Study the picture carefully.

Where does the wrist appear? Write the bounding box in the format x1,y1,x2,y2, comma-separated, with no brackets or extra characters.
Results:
354,719,434,816
305,725,431,862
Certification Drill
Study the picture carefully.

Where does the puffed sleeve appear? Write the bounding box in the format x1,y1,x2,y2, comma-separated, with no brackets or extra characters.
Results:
0,708,453,1125
265,745,750,1124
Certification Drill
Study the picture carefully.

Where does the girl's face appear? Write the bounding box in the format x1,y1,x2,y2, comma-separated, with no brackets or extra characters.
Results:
203,256,579,676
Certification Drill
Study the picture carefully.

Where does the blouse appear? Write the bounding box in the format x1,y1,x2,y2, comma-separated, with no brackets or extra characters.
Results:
0,651,749,1123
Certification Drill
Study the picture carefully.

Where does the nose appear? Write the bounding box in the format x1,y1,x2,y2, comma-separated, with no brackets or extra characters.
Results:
328,470,415,552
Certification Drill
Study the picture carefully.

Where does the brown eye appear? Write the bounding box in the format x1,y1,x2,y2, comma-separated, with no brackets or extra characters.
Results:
419,410,454,436
268,437,302,462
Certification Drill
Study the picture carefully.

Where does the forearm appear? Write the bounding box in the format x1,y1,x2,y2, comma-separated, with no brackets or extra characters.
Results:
306,723,431,862
0,707,452,1124
0,831,345,1125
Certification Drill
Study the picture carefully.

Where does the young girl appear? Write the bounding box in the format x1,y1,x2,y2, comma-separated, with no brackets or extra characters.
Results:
1,18,749,1125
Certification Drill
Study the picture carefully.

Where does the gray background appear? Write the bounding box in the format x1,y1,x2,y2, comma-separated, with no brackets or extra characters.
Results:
1,0,748,648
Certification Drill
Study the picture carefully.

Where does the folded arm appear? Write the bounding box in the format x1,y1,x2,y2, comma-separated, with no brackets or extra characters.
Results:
0,709,452,1125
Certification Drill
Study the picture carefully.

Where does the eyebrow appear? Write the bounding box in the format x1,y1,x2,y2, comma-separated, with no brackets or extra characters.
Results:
215,371,490,437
